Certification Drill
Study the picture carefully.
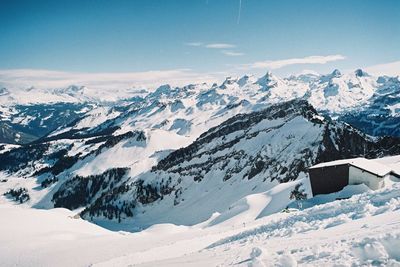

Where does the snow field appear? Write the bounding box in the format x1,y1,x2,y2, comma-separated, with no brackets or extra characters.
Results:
1,178,399,266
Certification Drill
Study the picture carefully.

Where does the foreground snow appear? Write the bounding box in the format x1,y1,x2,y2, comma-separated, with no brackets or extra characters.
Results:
1,180,399,266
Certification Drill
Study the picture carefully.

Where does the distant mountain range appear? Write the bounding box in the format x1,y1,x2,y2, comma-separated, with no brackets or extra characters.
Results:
0,69,399,229
1,69,399,145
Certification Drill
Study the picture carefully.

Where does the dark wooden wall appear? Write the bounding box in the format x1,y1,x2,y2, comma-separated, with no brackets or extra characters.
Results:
309,164,349,196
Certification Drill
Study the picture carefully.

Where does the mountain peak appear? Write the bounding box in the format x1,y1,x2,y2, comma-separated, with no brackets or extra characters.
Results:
256,71,281,90
222,76,238,85
153,84,172,96
219,76,238,89
53,85,85,96
67,85,85,92
262,71,278,80
238,74,255,87
354,69,368,77
0,87,9,96
331,69,342,77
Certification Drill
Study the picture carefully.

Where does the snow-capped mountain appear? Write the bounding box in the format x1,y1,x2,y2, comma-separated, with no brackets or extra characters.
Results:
0,69,399,231
307,69,376,112
0,84,148,105
336,75,400,137
2,68,398,144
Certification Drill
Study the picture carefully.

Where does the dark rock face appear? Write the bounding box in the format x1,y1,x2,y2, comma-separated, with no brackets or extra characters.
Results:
316,123,400,164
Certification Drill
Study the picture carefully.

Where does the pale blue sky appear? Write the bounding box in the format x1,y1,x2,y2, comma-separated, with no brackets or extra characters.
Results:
0,0,399,82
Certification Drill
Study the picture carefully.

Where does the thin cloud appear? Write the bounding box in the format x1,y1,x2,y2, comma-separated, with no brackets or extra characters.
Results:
239,55,346,70
222,50,244,56
185,42,203,47
185,42,242,56
205,43,236,49
0,69,219,90
297,69,320,76
364,60,400,77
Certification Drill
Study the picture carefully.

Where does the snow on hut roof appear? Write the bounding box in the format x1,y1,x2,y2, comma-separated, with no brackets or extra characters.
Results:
372,155,400,176
309,157,393,177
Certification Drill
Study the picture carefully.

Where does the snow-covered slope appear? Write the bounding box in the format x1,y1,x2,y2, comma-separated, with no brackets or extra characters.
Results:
1,176,399,266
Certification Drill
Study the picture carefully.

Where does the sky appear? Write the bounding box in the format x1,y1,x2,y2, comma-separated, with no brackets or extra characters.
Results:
1,0,400,88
